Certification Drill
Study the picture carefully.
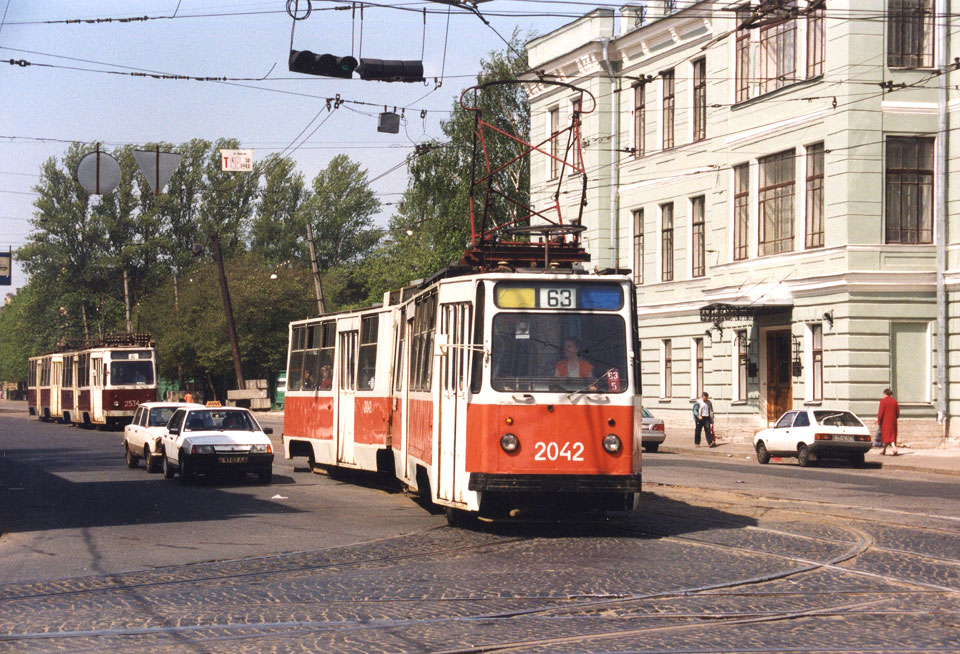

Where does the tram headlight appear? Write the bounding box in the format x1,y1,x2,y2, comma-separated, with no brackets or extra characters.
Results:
500,433,519,453
602,434,622,454
112,400,120,407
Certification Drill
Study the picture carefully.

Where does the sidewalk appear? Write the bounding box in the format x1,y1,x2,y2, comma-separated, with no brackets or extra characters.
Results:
658,425,960,477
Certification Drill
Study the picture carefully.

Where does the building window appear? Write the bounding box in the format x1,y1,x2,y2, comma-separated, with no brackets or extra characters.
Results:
662,339,673,398
633,209,644,285
693,58,706,142
691,196,706,277
888,0,934,68
733,163,750,261
886,136,933,244
891,322,929,402
571,98,583,170
811,323,823,401
759,149,796,256
805,143,824,248
758,5,797,94
806,4,825,77
633,84,645,158
735,330,748,402
662,69,675,150
735,6,751,102
548,107,560,180
693,337,704,398
661,203,674,282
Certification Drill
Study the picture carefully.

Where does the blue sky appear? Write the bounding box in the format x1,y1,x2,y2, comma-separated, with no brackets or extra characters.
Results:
0,0,589,290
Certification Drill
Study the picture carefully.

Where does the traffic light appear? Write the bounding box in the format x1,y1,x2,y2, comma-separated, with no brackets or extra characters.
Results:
356,59,424,83
288,50,358,79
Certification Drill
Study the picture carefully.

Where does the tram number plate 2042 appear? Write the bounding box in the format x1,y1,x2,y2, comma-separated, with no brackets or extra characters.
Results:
534,441,585,462
218,455,248,464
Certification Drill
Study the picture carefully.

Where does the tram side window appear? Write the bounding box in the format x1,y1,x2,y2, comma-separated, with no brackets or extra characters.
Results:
62,357,74,387
302,324,321,390
318,322,335,390
471,282,485,393
393,311,406,392
28,361,36,387
78,354,90,387
40,359,50,386
358,315,379,390
409,292,437,392
288,326,307,391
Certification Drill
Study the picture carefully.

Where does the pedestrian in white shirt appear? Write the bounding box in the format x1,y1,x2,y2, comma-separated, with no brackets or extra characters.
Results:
692,392,716,448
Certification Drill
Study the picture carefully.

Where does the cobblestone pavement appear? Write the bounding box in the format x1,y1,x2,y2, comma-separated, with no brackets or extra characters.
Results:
1,484,958,654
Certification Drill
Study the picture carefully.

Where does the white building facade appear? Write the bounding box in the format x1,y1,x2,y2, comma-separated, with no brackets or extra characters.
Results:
525,0,959,443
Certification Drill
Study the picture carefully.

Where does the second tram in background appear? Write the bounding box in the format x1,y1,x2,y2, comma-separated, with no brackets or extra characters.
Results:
282,268,642,522
27,333,158,428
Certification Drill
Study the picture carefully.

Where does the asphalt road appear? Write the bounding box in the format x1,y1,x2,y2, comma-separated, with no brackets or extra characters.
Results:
2,410,959,653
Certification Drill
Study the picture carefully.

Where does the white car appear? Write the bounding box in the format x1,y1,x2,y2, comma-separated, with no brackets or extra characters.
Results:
753,409,873,467
160,406,275,483
641,407,665,453
123,401,201,472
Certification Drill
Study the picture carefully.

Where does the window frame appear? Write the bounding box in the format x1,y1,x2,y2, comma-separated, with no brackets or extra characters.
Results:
733,163,750,261
548,106,560,180
633,209,644,285
758,149,796,257
692,58,707,142
805,143,825,249
691,196,706,278
633,83,646,158
662,339,673,398
885,136,934,244
888,0,934,69
662,69,675,150
806,4,825,78
660,202,674,282
735,6,752,103
758,5,797,95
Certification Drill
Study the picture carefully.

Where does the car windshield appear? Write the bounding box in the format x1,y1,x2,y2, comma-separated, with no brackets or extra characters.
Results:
148,407,177,427
491,313,627,393
814,411,864,427
110,361,154,386
184,410,256,431
641,407,653,418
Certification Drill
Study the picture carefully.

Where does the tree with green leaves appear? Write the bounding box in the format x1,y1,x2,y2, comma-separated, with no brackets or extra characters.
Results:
250,153,309,265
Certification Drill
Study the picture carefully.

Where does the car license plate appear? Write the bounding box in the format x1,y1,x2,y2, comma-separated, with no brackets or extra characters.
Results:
219,455,248,464
834,434,854,442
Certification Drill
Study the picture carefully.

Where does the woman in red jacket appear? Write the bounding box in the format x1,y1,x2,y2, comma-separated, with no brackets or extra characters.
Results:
877,388,900,456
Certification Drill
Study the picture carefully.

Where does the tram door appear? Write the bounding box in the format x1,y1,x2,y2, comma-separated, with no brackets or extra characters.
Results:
437,302,472,503
336,318,359,466
91,356,103,419
50,358,62,417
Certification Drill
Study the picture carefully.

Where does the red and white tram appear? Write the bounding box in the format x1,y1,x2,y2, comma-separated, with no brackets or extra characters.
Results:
27,334,158,427
282,269,642,520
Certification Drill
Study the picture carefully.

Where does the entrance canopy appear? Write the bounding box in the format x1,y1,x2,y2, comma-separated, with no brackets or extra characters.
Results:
699,302,792,327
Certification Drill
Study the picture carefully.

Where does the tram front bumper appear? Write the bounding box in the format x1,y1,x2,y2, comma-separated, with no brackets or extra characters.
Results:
468,473,641,493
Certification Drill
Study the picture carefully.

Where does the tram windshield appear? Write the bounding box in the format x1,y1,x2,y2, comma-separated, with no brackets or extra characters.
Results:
110,361,155,386
491,313,627,393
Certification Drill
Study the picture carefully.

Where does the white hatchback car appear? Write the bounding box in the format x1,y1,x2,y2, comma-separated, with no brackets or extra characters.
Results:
160,406,275,483
753,409,873,467
123,401,201,472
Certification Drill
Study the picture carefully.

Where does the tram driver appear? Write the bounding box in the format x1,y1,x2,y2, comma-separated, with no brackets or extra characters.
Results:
555,337,594,378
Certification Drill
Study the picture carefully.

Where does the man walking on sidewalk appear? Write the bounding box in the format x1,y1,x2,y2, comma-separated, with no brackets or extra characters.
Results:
693,392,716,448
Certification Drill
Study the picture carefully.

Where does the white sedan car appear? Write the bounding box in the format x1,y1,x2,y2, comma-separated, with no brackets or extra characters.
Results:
160,406,275,483
123,401,201,472
641,407,666,453
753,409,872,467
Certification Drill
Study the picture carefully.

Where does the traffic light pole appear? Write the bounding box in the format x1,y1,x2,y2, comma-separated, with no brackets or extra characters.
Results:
211,231,246,390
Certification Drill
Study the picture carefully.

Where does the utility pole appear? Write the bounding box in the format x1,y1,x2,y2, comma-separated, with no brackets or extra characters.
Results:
305,222,326,315
210,231,245,390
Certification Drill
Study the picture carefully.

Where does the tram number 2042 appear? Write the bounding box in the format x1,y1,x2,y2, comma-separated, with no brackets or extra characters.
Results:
534,441,585,462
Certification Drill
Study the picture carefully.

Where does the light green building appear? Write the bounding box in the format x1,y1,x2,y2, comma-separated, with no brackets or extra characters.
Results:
524,0,958,444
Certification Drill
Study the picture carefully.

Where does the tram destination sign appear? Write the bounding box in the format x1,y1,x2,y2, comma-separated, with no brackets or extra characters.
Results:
0,249,10,286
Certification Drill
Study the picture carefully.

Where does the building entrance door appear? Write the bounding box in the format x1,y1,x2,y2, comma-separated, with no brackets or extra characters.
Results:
766,330,792,422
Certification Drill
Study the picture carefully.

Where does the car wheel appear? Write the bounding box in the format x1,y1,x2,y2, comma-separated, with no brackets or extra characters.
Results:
644,443,659,453
755,441,770,464
144,445,158,473
797,443,814,467
162,451,175,479
258,470,273,484
849,452,866,468
124,442,139,469
179,452,193,484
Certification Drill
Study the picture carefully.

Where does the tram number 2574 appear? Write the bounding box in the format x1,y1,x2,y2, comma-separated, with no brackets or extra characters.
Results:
534,441,585,462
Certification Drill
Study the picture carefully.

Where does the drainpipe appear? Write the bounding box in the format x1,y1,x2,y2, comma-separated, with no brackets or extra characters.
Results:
936,0,949,441
600,38,621,271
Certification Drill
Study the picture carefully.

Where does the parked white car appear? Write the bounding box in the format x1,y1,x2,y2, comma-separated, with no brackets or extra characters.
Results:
123,401,201,472
160,406,275,483
641,407,666,453
753,409,872,467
